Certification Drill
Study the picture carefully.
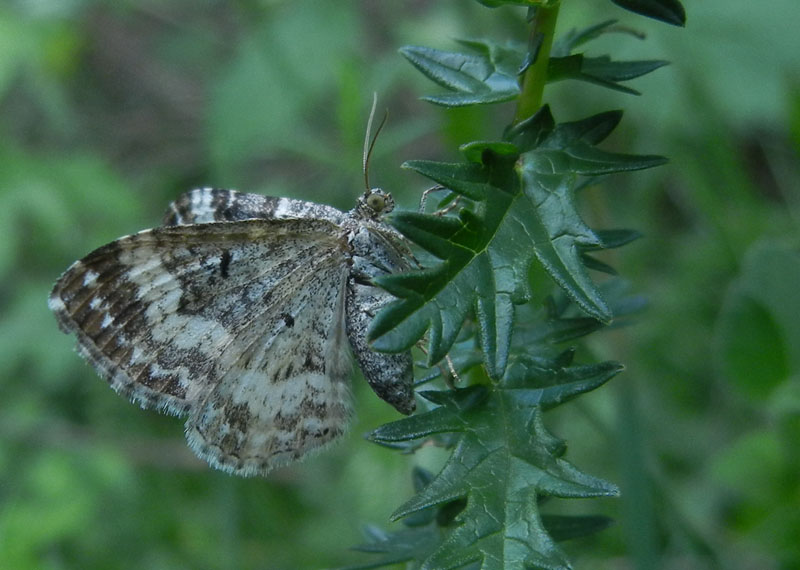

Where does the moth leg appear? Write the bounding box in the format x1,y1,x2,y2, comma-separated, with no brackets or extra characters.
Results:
418,184,445,213
418,184,461,217
417,344,461,388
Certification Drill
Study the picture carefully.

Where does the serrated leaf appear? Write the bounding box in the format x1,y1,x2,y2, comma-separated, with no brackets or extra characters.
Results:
370,109,663,374
400,44,521,107
547,109,622,146
591,229,643,249
403,31,670,107
519,171,613,321
582,56,669,83
369,150,523,378
548,54,669,95
518,110,668,174
580,253,618,275
531,146,666,174
518,316,605,345
609,0,686,27
551,20,620,57
502,357,622,404
369,386,489,444
364,360,620,570
460,140,521,164
422,91,519,107
541,277,647,327
503,105,557,150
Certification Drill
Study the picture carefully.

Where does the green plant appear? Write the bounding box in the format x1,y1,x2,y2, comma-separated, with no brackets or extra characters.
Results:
348,1,685,568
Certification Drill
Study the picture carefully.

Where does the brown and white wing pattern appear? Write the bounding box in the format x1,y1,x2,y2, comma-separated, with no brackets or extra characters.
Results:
163,187,346,226
49,218,354,476
165,187,418,416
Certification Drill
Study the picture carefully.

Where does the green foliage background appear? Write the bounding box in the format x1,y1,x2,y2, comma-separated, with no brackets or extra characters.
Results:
1,1,798,568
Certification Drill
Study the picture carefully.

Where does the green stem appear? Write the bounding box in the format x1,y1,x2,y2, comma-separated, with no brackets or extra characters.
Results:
513,2,561,124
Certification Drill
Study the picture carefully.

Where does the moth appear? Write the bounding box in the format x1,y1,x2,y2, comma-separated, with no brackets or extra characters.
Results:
48,185,416,476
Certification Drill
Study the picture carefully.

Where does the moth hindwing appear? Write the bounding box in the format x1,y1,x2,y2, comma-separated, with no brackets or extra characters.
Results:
50,187,414,476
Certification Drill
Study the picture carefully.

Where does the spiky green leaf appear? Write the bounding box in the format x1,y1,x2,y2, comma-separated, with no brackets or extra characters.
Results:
551,20,623,56
369,107,664,376
548,55,669,95
369,149,522,378
401,33,669,107
399,43,521,107
363,359,622,570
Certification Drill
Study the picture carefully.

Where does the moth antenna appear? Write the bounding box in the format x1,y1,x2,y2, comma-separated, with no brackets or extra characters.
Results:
363,92,389,192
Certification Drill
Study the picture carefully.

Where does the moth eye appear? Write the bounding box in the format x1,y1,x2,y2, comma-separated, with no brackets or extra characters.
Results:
367,193,385,212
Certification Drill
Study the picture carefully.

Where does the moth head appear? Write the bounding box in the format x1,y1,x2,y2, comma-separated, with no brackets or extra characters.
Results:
357,188,395,219
360,94,394,221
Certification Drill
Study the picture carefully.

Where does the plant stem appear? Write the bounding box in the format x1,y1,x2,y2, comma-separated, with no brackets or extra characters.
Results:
513,2,561,124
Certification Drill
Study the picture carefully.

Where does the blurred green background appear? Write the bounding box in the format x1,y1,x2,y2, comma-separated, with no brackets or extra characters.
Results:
1,1,798,569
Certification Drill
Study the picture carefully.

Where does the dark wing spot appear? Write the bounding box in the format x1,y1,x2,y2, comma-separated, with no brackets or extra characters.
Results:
226,403,252,435
219,250,231,279
281,313,295,327
303,352,322,373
